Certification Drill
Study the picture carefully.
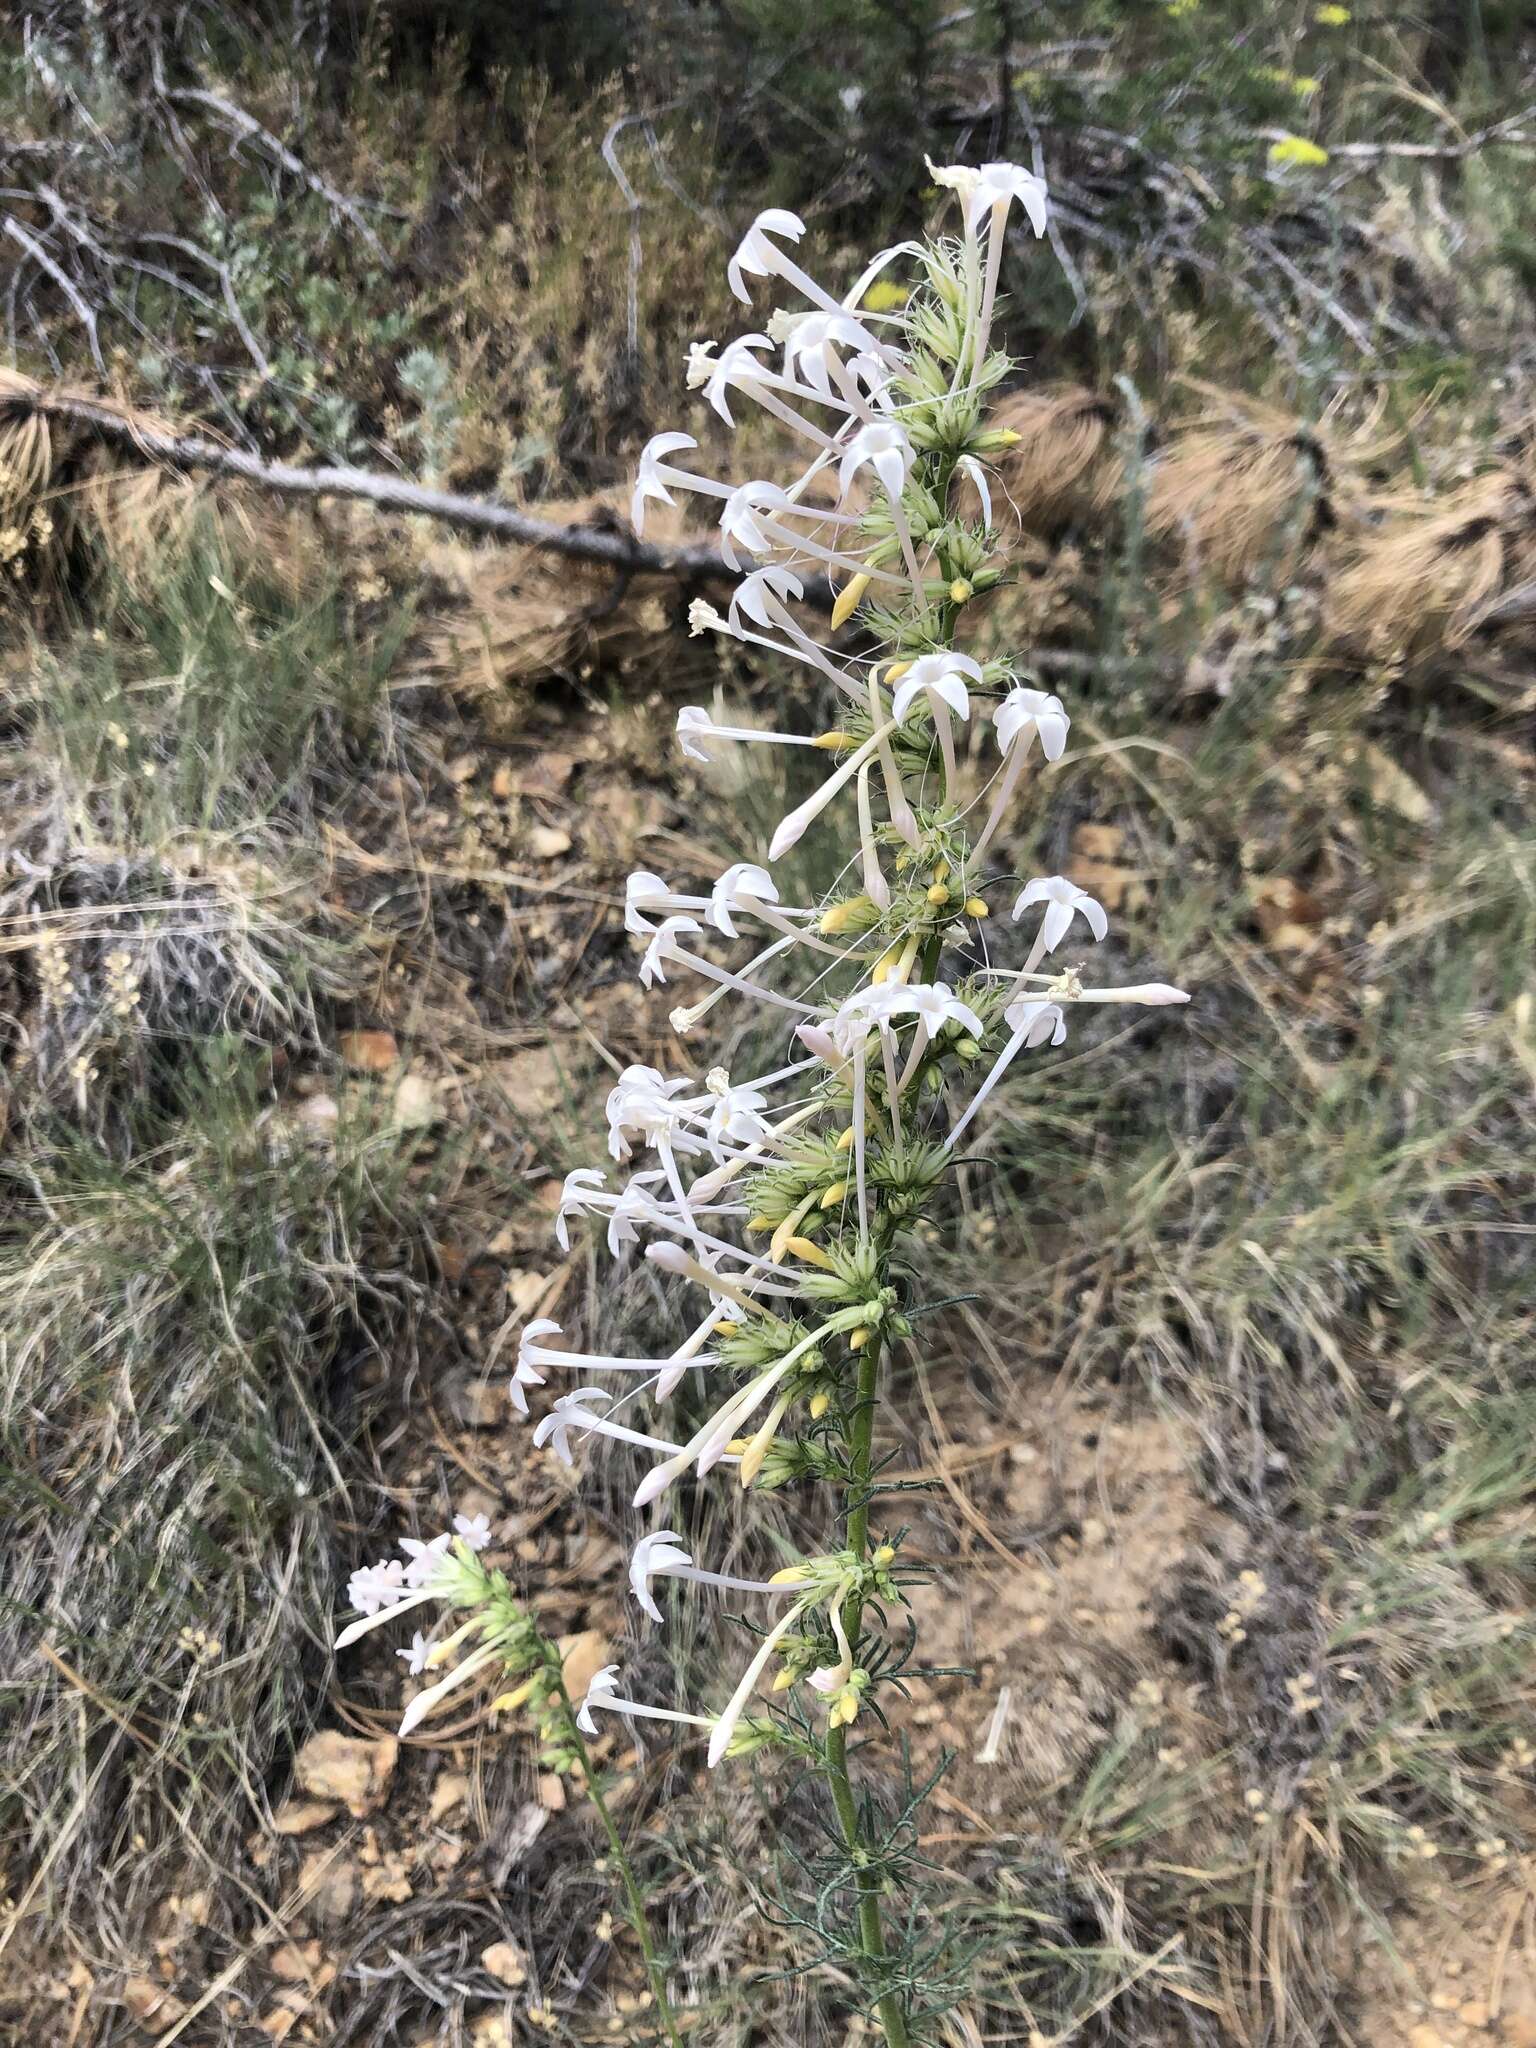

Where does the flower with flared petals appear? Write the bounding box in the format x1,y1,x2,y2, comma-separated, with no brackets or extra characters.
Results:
1012,876,1108,953
994,686,1069,762
727,209,807,303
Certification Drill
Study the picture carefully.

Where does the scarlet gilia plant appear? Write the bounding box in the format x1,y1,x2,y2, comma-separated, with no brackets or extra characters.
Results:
338,159,1188,2045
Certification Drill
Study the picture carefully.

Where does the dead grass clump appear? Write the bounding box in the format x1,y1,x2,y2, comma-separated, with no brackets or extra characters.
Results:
421,493,694,734
1325,467,1536,662
1144,391,1344,590
990,385,1122,535
0,367,321,605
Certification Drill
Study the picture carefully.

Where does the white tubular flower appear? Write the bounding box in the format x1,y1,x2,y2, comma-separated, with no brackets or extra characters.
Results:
399,1640,504,1738
1070,982,1190,1005
767,713,903,861
706,337,836,448
727,207,855,325
638,917,703,992
892,651,981,793
628,1530,807,1625
707,1600,810,1767
346,1559,406,1615
626,870,710,934
964,160,1050,240
676,705,827,761
1005,996,1068,1046
577,1662,716,1739
781,309,880,406
720,478,899,585
517,1317,718,1380
957,453,993,525
555,1168,607,1250
534,1387,742,1469
704,1073,772,1155
631,432,731,534
719,477,790,561
1013,875,1109,955
606,1065,695,1157
710,862,779,939
884,981,986,1046
973,687,1071,862
839,421,925,588
509,1355,545,1416
400,1532,454,1587
995,686,1070,762
397,1631,431,1675
727,208,808,303
837,420,914,506
890,653,979,725
943,999,1067,1155
453,1513,492,1552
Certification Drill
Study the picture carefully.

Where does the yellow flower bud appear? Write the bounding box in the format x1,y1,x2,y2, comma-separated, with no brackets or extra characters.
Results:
813,729,857,751
783,1234,836,1271
835,1125,856,1151
948,577,974,604
849,1326,870,1351
768,1563,810,1584
830,571,871,629
745,1216,774,1234
872,1544,896,1568
714,1316,742,1335
819,1178,850,1208
964,896,989,917
819,895,871,934
489,1676,538,1714
883,660,912,686
772,1666,798,1691
926,881,951,906
809,1389,830,1419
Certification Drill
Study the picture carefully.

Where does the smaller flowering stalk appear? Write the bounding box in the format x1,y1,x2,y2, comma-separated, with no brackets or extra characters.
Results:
336,1531,684,2048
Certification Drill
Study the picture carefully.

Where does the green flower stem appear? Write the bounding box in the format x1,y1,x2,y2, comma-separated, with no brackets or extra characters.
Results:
557,1678,685,2048
822,1332,912,2048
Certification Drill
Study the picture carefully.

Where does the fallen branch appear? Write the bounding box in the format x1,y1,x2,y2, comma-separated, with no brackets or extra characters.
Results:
4,381,741,585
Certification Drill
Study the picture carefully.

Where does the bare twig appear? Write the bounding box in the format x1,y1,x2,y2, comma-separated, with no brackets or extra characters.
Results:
159,81,390,261
3,380,740,584
2,216,103,370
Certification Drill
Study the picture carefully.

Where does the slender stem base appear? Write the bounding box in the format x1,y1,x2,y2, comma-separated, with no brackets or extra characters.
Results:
563,1686,685,2048
820,1337,912,2048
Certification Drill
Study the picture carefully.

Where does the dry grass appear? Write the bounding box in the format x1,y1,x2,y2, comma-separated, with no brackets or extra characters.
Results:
991,385,1122,536
1325,466,1536,662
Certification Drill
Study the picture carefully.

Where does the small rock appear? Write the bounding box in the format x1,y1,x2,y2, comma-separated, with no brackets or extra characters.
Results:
362,1858,413,1904
272,1797,340,1837
537,1773,568,1811
392,1071,439,1130
297,1850,358,1927
269,1942,323,1983
122,1979,189,2034
471,2018,515,2047
293,1731,397,1818
559,1629,610,1701
340,1030,399,1073
527,825,572,859
446,753,480,783
1408,2028,1445,2048
1457,2003,1490,2029
481,1940,528,1988
430,1771,470,1822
